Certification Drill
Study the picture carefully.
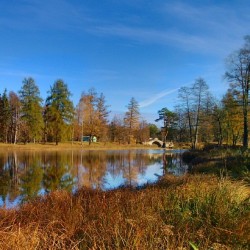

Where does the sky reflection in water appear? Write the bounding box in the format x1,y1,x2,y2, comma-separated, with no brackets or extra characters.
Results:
0,149,187,208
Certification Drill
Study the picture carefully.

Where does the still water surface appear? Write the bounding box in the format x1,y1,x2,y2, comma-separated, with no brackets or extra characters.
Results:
0,149,187,208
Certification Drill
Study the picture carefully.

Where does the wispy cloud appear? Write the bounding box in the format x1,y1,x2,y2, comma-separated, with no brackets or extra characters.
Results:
0,0,90,31
139,88,178,108
163,1,248,33
92,24,221,54
90,22,238,57
162,2,250,50
90,1,250,56
2,0,249,56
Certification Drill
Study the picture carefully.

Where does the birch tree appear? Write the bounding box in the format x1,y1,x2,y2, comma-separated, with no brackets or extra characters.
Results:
9,92,21,144
178,78,210,148
192,78,209,149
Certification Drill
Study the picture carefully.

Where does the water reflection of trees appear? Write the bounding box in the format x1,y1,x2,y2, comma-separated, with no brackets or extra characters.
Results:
0,153,11,207
0,152,20,207
42,152,74,193
162,151,187,176
78,151,107,189
75,150,160,189
105,150,159,187
0,151,75,206
21,160,43,202
0,150,187,207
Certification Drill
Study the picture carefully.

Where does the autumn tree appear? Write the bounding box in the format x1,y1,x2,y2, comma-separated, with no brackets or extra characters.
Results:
78,89,97,145
222,91,243,146
124,97,140,144
108,115,126,144
225,36,250,148
211,101,225,146
209,92,242,146
96,92,110,141
44,80,74,145
136,120,150,143
77,89,109,145
19,78,44,143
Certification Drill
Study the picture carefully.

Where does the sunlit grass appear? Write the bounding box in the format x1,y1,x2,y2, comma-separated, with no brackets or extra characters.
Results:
0,141,159,152
183,146,250,182
0,174,249,249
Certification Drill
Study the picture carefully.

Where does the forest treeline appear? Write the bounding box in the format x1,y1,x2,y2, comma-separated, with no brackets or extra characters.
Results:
0,36,250,148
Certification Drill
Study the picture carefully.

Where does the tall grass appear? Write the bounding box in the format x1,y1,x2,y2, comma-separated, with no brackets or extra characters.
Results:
183,146,250,182
0,175,249,249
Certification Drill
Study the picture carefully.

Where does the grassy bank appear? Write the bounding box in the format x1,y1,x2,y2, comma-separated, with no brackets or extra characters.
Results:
0,142,159,152
182,146,250,183
0,175,249,249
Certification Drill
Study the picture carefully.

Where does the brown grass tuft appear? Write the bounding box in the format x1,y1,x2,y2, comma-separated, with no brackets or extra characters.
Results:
0,175,249,249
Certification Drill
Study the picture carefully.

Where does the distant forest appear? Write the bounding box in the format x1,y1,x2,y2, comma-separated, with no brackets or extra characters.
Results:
0,36,250,148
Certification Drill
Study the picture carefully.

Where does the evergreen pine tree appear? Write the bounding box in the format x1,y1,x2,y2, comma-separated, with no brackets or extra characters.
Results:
19,78,44,143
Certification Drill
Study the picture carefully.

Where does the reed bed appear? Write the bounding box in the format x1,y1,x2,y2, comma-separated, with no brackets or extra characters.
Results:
0,175,249,249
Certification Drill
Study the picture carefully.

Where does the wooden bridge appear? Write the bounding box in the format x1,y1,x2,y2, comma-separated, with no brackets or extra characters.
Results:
143,138,174,148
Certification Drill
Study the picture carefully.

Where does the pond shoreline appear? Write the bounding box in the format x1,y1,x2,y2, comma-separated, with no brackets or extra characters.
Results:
0,142,164,151
0,147,188,208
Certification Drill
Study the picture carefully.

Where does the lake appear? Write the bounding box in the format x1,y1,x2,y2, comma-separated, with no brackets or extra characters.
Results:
0,149,187,208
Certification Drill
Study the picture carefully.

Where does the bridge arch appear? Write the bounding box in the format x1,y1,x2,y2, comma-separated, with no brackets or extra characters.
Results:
143,138,174,148
152,140,162,147
144,138,163,147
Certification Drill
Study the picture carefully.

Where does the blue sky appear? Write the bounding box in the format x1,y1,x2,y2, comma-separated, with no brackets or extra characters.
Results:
0,0,249,123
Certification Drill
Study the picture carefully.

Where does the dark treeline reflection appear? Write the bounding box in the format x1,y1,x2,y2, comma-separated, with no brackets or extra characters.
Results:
0,149,187,207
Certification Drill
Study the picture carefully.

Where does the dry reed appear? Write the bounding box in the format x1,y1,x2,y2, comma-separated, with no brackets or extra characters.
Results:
0,175,249,249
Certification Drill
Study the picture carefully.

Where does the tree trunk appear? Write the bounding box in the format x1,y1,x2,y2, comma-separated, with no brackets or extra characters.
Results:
14,124,17,144
243,105,248,148
218,122,223,146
